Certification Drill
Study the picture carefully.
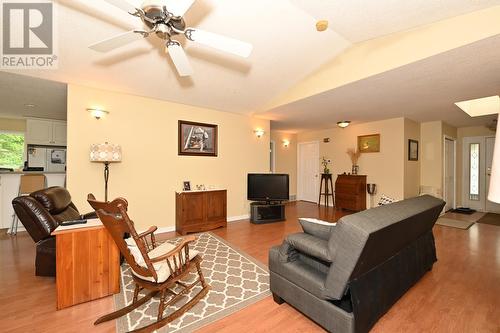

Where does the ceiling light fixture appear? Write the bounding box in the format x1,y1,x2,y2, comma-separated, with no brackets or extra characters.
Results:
316,20,329,32
455,95,500,117
337,121,351,129
87,108,109,120
24,103,36,108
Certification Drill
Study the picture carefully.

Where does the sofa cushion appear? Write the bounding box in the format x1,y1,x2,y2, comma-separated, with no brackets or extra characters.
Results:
299,218,336,241
286,233,331,263
126,239,199,283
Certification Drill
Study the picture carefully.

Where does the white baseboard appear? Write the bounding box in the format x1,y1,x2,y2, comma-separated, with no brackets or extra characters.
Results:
228,214,250,222
155,226,176,234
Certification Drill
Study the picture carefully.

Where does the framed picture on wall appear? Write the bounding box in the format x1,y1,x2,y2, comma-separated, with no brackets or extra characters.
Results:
408,139,419,161
178,120,218,156
358,134,380,153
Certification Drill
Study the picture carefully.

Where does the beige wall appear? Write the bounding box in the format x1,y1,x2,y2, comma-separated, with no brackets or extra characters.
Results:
67,84,270,230
456,125,496,206
270,130,297,196
297,118,405,206
404,119,421,198
420,121,444,195
0,117,26,132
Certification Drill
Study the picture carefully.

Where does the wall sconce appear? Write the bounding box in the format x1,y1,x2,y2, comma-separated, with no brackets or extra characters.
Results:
254,129,265,138
337,121,351,129
87,108,109,120
283,139,290,147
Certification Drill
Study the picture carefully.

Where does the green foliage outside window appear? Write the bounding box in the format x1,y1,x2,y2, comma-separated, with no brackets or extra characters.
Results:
0,133,24,169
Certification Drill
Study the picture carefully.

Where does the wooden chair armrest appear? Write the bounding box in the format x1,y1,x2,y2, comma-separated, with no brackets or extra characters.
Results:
138,226,158,250
138,226,158,238
150,236,196,264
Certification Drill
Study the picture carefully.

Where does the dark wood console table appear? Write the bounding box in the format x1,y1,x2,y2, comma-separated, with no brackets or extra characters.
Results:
176,189,227,235
335,175,367,211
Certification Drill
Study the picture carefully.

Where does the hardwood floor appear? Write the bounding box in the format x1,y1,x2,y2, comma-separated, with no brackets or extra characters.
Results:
1,201,500,332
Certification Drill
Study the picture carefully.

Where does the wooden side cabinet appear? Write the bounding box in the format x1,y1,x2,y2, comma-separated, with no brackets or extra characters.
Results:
335,175,367,211
176,189,227,235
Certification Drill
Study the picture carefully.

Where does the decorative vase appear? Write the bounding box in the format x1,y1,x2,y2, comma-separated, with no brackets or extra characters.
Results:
352,165,359,175
324,168,330,174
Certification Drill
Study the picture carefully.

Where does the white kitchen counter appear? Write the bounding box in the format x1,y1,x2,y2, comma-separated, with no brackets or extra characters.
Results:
0,172,66,229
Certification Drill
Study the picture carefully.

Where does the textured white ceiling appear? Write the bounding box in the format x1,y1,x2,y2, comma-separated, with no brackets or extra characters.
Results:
266,34,500,132
1,0,499,128
290,0,500,42
3,0,350,114
0,72,67,120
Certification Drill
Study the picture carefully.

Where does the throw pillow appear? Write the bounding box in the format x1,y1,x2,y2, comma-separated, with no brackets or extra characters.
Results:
378,194,396,206
299,218,336,241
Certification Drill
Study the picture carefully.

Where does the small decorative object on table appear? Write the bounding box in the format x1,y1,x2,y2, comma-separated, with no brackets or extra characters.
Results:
367,183,377,208
195,184,206,191
183,181,191,191
347,148,361,175
321,156,331,174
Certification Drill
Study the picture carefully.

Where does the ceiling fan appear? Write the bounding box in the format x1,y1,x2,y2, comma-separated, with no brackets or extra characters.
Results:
89,0,253,77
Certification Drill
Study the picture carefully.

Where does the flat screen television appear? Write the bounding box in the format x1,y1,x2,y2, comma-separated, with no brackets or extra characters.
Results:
247,173,289,202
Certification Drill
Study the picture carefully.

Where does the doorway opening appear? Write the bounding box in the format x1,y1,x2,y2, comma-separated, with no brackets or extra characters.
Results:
443,136,456,212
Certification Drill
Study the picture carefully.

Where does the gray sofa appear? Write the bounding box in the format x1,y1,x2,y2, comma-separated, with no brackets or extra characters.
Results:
269,195,445,333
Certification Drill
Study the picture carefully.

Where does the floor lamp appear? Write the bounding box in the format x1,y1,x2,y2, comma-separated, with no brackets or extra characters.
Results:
90,143,122,202
488,117,500,204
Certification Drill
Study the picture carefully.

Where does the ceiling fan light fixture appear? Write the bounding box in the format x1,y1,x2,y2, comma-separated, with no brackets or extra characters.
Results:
337,121,351,128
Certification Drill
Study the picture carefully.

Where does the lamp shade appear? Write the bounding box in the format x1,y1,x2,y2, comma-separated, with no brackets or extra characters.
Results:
90,143,122,163
488,118,500,203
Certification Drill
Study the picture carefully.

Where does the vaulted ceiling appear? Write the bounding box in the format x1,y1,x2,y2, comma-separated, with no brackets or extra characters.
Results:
3,0,500,130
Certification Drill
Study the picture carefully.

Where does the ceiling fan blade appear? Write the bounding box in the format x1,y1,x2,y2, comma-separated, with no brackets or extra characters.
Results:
166,41,193,77
163,0,195,17
89,30,145,52
103,0,139,13
185,28,253,58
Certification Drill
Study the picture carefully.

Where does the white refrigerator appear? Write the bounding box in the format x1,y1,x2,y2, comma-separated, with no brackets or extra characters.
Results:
27,146,67,172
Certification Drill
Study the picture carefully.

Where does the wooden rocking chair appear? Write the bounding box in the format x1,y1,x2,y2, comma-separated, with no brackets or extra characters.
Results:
87,194,210,333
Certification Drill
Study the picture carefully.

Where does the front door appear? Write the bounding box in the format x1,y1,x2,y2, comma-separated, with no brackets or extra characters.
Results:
298,141,319,203
485,137,500,213
462,136,500,212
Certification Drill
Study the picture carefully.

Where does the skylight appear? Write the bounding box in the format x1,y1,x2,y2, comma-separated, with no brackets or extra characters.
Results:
455,95,500,117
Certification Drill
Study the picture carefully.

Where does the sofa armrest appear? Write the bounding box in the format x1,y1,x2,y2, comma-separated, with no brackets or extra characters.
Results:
283,233,332,263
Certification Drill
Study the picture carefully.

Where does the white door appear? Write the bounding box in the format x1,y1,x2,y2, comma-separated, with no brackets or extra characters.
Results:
298,141,319,203
485,137,500,213
443,138,456,211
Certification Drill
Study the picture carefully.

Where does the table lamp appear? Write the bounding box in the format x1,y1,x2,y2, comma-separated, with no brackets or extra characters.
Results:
90,143,122,202
488,118,500,203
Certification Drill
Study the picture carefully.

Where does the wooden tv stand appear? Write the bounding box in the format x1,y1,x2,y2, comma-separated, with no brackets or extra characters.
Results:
250,201,286,224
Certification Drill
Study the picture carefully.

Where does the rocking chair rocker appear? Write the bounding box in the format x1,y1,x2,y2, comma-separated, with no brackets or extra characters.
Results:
87,194,210,333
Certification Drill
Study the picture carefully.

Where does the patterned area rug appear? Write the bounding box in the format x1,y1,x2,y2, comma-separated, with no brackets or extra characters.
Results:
114,232,270,332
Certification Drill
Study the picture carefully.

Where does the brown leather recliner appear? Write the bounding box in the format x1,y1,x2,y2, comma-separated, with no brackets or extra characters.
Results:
12,186,97,277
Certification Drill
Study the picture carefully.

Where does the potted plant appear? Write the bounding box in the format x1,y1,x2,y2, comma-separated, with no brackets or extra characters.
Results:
346,148,361,175
321,157,331,174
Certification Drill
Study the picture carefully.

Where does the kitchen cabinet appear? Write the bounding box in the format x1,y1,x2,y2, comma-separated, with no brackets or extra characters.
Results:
26,119,67,146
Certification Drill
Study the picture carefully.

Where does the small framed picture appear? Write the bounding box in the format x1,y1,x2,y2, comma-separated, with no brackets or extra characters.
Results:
183,181,191,191
178,120,218,157
358,134,380,153
408,139,419,161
